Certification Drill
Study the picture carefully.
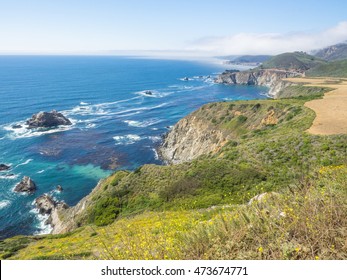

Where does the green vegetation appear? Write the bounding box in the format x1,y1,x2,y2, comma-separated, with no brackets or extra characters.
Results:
276,85,333,99
306,59,347,77
259,52,326,71
1,86,346,260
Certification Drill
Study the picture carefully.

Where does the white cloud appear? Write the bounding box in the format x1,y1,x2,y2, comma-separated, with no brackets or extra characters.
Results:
186,21,347,55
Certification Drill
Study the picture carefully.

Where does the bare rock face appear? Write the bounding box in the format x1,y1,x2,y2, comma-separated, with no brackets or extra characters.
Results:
14,176,37,193
0,164,10,171
215,69,302,97
35,194,56,215
35,194,69,228
26,110,72,129
160,115,230,164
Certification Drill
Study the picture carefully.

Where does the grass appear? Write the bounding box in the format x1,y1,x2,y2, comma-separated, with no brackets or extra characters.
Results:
3,165,346,260
306,59,347,77
259,52,326,71
276,85,333,100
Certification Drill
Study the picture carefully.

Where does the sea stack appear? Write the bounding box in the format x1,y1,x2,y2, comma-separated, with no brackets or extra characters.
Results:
26,110,72,128
14,176,37,194
0,164,11,171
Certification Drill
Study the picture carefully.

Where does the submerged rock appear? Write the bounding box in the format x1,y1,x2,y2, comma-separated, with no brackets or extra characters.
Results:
14,176,37,193
0,164,10,171
144,90,153,95
26,110,72,129
12,124,23,129
56,185,63,192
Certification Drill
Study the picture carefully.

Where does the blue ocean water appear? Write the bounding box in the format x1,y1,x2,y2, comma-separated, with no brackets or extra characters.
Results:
0,56,267,238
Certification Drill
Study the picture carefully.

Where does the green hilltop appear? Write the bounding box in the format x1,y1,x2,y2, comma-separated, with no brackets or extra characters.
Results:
259,52,326,71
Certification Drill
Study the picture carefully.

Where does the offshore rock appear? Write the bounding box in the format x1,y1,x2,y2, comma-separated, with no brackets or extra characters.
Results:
26,110,72,128
35,194,56,215
35,194,69,229
0,164,11,171
14,176,37,193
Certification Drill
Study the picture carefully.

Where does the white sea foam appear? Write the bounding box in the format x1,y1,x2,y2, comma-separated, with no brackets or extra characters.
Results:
113,134,142,145
86,123,96,128
80,101,89,105
152,148,159,160
149,136,162,142
30,208,53,235
134,90,173,98
3,120,76,139
0,174,19,180
0,200,11,210
15,158,33,168
37,169,45,174
124,118,161,128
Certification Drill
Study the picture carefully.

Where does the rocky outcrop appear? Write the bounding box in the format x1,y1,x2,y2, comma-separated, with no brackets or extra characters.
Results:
50,180,104,234
14,176,37,193
35,194,69,228
160,115,230,164
215,69,302,97
26,110,72,128
0,164,10,171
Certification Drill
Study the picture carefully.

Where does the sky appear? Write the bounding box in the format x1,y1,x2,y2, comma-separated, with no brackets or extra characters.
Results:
0,0,347,56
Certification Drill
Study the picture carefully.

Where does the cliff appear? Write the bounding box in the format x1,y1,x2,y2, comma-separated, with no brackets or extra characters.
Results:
160,100,299,164
160,114,230,164
50,180,105,234
215,69,302,97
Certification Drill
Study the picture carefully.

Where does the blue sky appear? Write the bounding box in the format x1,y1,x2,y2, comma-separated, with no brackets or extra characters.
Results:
0,0,347,55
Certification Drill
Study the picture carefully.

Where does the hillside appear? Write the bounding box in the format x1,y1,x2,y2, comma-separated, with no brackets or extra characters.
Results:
1,84,346,260
260,52,326,71
306,59,347,77
313,43,347,61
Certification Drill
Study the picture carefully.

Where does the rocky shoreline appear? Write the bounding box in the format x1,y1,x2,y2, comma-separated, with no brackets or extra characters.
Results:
215,68,302,97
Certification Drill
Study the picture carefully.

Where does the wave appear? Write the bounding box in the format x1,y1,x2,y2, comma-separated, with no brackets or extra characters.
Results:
37,169,45,174
113,134,142,145
3,120,77,140
152,148,159,160
134,89,174,98
0,200,11,210
0,173,19,180
80,101,89,105
30,208,53,235
15,158,33,168
148,136,162,142
124,118,162,128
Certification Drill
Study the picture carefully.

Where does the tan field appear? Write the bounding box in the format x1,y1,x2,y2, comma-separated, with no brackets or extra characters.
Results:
284,77,347,135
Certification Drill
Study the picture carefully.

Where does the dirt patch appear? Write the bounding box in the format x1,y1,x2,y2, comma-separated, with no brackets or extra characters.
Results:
284,77,347,135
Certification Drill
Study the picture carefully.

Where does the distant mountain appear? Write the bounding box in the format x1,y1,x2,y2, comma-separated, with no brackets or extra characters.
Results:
218,55,272,65
313,43,347,61
259,52,326,72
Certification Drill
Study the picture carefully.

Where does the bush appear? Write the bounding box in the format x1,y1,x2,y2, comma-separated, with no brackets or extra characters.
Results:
89,197,121,226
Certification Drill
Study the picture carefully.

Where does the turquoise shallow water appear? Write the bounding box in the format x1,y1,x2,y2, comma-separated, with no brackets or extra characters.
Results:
0,56,267,238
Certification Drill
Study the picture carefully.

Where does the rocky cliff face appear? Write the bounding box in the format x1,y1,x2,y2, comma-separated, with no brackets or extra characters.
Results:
50,180,104,234
215,69,302,97
160,115,230,164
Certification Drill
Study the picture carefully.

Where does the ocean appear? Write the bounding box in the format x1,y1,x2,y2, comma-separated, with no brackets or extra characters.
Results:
0,56,267,239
